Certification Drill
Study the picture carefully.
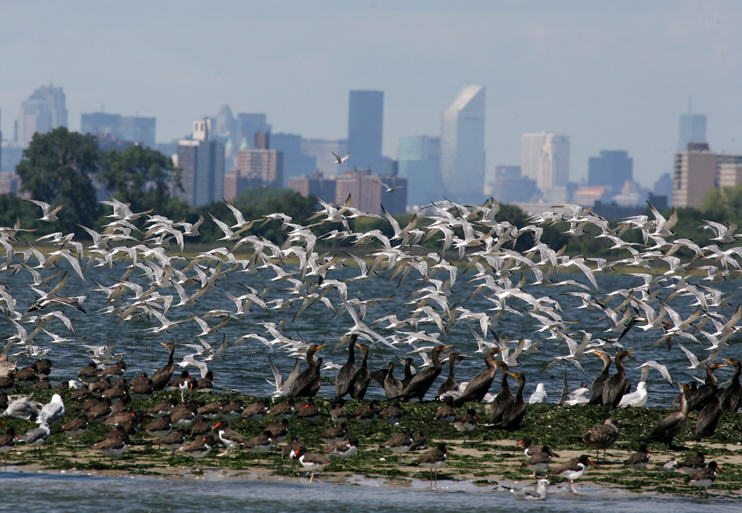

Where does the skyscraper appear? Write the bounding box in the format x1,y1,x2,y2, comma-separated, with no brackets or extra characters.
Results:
175,118,225,207
301,138,347,176
17,84,68,147
347,90,384,172
235,113,271,149
271,133,317,186
678,113,707,151
80,112,156,147
587,150,633,196
440,85,486,203
397,135,441,206
521,132,570,196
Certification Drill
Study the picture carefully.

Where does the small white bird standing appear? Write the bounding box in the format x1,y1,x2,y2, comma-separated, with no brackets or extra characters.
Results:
618,381,648,408
528,383,548,404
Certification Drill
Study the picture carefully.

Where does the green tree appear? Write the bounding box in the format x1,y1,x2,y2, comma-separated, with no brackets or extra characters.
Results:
99,145,183,215
700,185,742,224
16,127,100,233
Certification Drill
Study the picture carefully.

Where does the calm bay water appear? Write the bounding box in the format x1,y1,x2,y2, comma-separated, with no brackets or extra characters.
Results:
3,266,740,407
1,470,739,513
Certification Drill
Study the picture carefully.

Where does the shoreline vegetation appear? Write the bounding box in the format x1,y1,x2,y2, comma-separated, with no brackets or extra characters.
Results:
2,387,740,498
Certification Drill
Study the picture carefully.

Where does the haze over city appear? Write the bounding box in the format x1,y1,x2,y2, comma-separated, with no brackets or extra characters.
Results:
2,0,741,187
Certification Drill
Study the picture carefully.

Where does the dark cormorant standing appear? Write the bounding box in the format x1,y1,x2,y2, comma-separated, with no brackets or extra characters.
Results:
350,343,371,400
643,383,690,448
602,350,633,409
453,348,500,406
501,371,528,431
694,363,727,441
334,334,357,401
151,342,176,391
398,345,453,401
489,366,513,424
687,363,725,412
720,358,740,413
587,349,611,405
288,344,325,398
435,351,462,400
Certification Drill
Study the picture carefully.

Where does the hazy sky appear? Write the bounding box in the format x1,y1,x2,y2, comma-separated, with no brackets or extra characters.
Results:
2,0,741,186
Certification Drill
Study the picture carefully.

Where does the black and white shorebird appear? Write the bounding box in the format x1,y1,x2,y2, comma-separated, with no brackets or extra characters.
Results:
212,421,247,454
290,445,330,484
687,461,719,493
553,454,594,494
523,445,559,477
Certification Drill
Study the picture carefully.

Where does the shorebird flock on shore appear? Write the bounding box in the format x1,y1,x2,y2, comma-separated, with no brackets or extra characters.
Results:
0,195,739,492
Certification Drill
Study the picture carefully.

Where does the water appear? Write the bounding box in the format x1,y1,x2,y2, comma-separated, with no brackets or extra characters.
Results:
2,265,740,407
1,470,739,513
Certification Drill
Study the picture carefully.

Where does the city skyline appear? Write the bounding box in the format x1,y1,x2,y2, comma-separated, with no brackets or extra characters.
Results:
2,1,742,187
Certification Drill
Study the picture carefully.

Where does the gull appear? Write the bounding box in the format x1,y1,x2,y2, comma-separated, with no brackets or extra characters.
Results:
36,394,65,425
2,396,43,420
84,344,125,366
224,200,255,230
27,199,63,222
564,387,590,406
677,344,718,370
702,220,738,243
177,354,209,379
331,151,350,164
373,176,405,192
508,478,550,500
147,309,187,333
210,213,249,241
528,383,548,404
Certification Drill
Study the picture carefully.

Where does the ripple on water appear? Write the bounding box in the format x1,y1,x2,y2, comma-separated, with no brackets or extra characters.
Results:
1,471,740,513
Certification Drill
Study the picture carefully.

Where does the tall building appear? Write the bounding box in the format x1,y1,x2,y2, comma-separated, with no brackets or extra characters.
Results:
347,90,384,172
301,138,347,176
653,172,673,204
678,113,707,151
81,112,156,147
718,162,742,188
587,150,633,196
440,85,486,203
271,133,317,186
289,170,405,214
288,171,337,204
490,165,539,204
235,113,271,149
397,135,441,206
223,144,284,201
521,132,570,196
17,84,68,147
175,118,225,207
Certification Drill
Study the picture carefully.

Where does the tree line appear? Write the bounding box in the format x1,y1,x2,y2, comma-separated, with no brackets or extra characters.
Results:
0,127,739,252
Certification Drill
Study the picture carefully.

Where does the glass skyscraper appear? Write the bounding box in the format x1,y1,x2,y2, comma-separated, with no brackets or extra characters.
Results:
678,113,707,151
440,85,485,203
398,135,441,206
347,90,384,172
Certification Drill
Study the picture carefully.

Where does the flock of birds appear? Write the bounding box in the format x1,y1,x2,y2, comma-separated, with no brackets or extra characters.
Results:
0,192,740,494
